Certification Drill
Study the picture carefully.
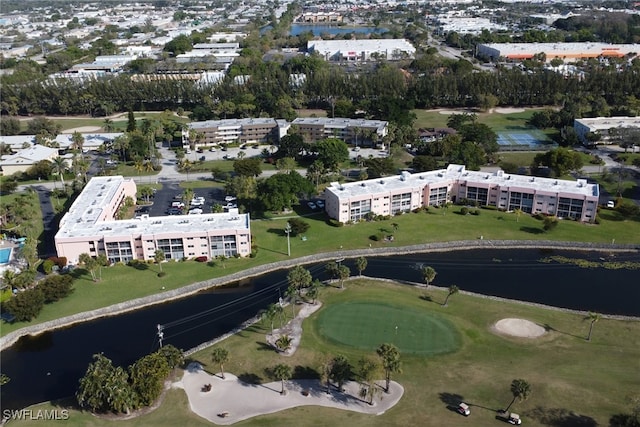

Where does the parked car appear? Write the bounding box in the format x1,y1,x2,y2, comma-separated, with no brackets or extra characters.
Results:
225,196,237,202
196,148,203,153
607,200,615,208
166,208,182,215
171,202,185,208
307,201,317,210
315,200,325,209
209,147,216,152
457,402,470,416
188,208,203,215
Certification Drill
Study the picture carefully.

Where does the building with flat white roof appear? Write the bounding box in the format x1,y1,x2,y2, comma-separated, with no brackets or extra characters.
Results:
291,117,388,145
183,118,280,148
324,164,599,223
574,116,640,146
478,42,640,62
0,145,59,175
55,176,251,265
308,39,415,61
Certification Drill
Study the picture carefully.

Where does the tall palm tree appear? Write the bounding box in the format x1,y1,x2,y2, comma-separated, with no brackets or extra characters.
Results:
154,249,165,273
355,256,368,276
506,379,531,411
211,347,229,379
376,343,401,393
585,312,601,341
337,264,350,289
442,285,459,307
103,118,114,132
273,363,292,395
51,157,67,188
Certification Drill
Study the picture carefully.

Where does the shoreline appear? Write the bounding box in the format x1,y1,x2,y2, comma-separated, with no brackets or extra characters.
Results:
1,239,638,350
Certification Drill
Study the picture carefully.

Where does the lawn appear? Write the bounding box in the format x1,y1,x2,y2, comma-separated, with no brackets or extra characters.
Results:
413,108,540,132
11,279,640,427
2,205,639,336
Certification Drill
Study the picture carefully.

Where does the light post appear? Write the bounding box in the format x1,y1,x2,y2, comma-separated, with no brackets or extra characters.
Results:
285,222,292,257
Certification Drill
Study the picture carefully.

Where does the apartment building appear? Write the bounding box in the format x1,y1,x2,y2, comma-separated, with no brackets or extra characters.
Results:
291,118,388,145
307,39,416,61
55,176,251,265
325,164,599,223
574,116,640,146
183,118,280,148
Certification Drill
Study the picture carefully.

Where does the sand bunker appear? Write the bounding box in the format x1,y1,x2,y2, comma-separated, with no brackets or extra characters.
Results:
493,318,546,338
494,107,525,114
62,126,102,133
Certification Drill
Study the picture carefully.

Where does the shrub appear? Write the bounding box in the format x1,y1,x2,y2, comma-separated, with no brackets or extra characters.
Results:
42,259,55,275
249,251,257,258
157,272,167,277
327,218,343,227
288,218,310,236
460,207,469,215
481,205,498,211
472,209,480,216
4,288,45,321
195,256,208,262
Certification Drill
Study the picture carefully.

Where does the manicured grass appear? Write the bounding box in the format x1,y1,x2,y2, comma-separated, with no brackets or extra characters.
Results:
316,301,460,355
12,279,640,427
2,206,639,337
413,108,540,132
178,181,225,190
591,173,638,199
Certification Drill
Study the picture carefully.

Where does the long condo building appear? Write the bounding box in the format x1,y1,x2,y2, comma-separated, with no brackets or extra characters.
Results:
324,164,599,223
291,117,388,145
183,118,283,148
55,176,251,265
573,116,640,146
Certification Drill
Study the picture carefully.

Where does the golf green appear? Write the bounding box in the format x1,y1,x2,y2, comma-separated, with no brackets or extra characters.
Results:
316,302,460,355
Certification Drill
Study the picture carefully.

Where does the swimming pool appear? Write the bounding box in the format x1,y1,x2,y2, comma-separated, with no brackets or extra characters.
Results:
0,247,12,264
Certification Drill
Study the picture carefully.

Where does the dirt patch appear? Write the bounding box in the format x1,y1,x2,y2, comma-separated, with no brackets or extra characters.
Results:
62,126,102,133
493,318,546,338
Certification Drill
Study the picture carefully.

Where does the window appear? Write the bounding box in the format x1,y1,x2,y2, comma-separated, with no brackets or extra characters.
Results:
557,197,584,219
350,199,371,222
210,235,238,257
106,241,133,263
429,186,448,206
466,186,488,205
508,192,534,213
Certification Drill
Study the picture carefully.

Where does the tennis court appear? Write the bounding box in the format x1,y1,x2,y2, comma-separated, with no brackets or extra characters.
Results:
497,130,554,151
316,301,460,355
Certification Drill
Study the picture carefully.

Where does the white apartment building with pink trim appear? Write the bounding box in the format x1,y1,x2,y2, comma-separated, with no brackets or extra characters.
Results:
55,176,251,265
324,164,599,223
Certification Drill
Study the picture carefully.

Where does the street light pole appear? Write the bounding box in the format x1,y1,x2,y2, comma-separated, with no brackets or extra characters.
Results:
285,222,292,257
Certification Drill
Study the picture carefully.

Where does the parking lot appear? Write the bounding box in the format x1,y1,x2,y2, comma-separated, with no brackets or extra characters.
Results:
138,181,228,217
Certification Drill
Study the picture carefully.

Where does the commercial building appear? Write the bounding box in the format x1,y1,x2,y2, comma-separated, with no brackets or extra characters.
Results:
291,118,388,145
183,118,281,148
55,176,251,265
0,145,59,175
574,116,640,146
297,12,343,23
324,164,599,223
307,39,416,62
477,42,640,62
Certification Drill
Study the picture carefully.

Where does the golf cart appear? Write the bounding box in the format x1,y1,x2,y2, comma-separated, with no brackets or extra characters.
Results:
498,410,522,425
457,402,470,416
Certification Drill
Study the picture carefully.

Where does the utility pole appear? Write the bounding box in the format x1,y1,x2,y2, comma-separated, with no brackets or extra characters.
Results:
284,222,292,256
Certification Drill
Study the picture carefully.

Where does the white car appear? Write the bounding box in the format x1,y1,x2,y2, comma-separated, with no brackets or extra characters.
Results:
457,402,470,416
607,200,615,208
315,200,325,209
225,196,237,202
307,201,317,210
171,202,185,208
209,147,216,152
188,208,203,215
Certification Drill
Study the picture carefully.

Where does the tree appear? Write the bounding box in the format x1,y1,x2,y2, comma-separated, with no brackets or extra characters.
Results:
585,312,601,342
355,256,368,276
357,356,381,405
233,158,262,177
77,353,134,414
421,266,437,286
543,216,559,232
258,171,314,212
330,355,352,392
532,148,583,177
376,343,401,393
287,265,312,296
157,345,184,369
272,363,292,395
129,351,170,407
316,138,349,171
51,157,67,188
211,347,229,379
306,279,321,304
442,285,459,307
3,288,44,321
154,249,165,273
287,218,309,236
411,155,438,172
39,274,74,303
275,335,293,352
506,379,531,411
126,110,137,132
275,156,296,173
337,264,350,289
514,208,523,222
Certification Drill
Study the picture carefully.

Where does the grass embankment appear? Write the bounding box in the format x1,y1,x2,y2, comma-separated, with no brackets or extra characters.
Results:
11,280,640,427
2,206,639,337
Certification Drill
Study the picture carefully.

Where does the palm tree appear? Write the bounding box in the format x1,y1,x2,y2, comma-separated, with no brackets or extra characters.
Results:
505,379,531,411
272,363,292,395
211,347,229,379
355,256,368,276
51,157,67,188
236,150,246,160
442,285,459,307
154,249,165,273
514,208,523,222
357,357,380,405
285,284,297,317
585,312,601,341
337,264,350,289
306,279,321,304
421,266,437,286
103,118,114,132
376,343,401,393
134,157,144,178
275,335,292,352
330,355,352,392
